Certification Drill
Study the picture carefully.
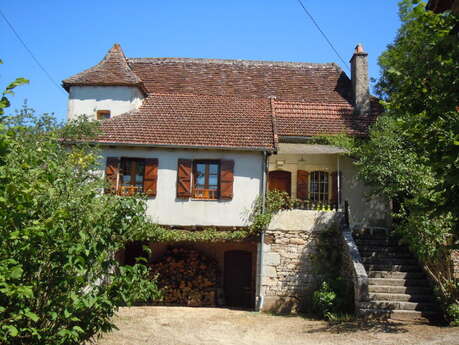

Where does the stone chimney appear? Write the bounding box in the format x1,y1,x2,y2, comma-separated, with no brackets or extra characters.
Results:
350,44,370,115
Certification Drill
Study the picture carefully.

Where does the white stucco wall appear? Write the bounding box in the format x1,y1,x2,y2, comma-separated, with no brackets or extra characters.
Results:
340,156,390,228
67,86,144,121
99,146,264,227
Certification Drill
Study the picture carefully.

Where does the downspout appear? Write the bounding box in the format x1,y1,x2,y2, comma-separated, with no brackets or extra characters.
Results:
337,154,341,210
256,150,268,311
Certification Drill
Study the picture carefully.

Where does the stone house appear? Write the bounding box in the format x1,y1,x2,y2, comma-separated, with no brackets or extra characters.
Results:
62,43,390,313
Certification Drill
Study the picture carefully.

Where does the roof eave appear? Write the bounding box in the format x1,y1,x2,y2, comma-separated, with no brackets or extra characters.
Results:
65,140,275,152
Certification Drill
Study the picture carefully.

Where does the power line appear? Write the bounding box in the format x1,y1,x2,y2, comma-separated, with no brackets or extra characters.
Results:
0,9,66,95
296,0,350,72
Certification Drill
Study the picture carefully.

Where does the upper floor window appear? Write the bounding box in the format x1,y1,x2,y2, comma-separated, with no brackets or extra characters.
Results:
96,110,111,120
193,160,220,199
120,158,145,196
310,171,329,202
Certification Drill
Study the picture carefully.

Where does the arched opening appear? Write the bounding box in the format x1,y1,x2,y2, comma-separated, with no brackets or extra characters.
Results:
268,170,292,196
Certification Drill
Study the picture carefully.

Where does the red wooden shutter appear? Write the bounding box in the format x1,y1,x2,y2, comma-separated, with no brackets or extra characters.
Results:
105,157,120,194
220,160,234,200
144,158,158,197
177,159,192,198
331,171,342,204
297,170,309,200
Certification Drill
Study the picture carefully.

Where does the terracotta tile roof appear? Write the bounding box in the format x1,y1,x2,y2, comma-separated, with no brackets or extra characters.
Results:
62,44,145,92
94,93,276,150
273,98,382,137
127,58,353,103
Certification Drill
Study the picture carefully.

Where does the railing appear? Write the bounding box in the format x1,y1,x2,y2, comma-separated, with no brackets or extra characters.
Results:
339,200,369,314
117,185,143,196
192,189,218,200
289,199,339,211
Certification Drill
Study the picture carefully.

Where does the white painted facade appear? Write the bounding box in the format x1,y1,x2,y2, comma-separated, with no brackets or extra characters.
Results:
99,146,264,227
67,86,144,121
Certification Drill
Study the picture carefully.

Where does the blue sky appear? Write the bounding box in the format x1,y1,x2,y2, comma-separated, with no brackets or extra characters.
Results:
1,1,401,122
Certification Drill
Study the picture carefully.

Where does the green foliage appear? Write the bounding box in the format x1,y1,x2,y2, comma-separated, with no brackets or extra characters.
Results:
356,0,459,314
0,104,160,344
310,226,354,319
446,303,459,326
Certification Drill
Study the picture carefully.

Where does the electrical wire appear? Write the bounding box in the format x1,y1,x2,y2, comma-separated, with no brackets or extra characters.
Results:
296,0,350,72
0,9,66,95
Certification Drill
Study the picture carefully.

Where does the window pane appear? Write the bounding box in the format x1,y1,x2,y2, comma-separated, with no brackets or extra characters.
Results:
122,174,131,185
209,175,218,187
209,163,219,174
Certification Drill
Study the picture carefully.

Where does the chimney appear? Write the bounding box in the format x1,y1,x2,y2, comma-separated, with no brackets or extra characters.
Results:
350,44,370,115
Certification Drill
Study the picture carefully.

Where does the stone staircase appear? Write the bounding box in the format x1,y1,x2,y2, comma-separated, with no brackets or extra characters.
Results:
354,230,441,322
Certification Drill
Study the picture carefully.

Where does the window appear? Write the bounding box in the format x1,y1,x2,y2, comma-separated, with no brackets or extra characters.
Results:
309,171,329,202
96,110,111,120
119,158,145,195
192,160,220,199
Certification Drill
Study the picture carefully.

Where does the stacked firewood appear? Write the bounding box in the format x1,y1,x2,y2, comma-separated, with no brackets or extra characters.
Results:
149,247,219,306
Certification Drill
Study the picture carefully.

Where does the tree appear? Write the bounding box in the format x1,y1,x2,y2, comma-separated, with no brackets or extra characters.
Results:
0,74,160,344
355,0,458,315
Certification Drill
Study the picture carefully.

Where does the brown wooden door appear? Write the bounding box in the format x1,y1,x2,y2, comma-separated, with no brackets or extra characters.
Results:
268,170,291,196
224,250,253,309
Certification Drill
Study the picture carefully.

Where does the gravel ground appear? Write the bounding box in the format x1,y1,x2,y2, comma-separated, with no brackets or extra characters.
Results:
94,306,459,345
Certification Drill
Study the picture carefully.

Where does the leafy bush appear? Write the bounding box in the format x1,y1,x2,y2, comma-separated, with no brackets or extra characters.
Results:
312,282,337,319
0,103,160,344
447,303,459,327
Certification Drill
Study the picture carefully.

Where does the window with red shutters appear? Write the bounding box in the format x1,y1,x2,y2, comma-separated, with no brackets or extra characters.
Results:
193,160,220,200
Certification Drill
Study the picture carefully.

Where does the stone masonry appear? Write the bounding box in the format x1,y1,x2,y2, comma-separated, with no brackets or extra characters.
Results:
260,210,339,313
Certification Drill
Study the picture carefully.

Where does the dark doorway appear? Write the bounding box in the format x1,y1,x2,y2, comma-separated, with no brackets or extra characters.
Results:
124,241,149,266
224,250,253,309
268,170,291,196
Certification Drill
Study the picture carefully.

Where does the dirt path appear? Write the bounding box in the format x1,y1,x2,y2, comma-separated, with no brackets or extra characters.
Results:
95,306,459,345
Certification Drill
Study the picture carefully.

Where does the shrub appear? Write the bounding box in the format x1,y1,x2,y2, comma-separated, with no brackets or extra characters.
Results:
312,282,337,319
447,303,459,327
0,109,160,344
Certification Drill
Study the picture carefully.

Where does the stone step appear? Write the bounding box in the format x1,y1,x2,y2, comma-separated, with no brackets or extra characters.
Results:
368,285,433,294
360,300,439,312
359,250,413,258
362,257,418,265
368,271,426,279
369,278,429,287
369,292,435,303
359,308,441,322
365,264,422,272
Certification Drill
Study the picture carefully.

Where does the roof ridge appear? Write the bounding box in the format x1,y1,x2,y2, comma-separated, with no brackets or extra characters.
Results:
128,57,342,71
148,92,272,102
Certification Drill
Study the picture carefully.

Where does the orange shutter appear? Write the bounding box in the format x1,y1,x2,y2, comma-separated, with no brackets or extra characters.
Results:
331,171,342,204
220,160,234,200
177,159,192,198
297,170,309,200
105,157,120,194
144,158,158,197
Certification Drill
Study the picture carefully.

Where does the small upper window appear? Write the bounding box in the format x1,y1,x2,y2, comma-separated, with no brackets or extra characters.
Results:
96,110,111,120
193,160,220,199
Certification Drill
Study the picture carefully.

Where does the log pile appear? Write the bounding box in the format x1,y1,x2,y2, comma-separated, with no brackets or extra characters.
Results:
149,247,219,306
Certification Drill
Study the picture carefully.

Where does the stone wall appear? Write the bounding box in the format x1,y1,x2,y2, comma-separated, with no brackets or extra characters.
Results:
260,210,340,313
